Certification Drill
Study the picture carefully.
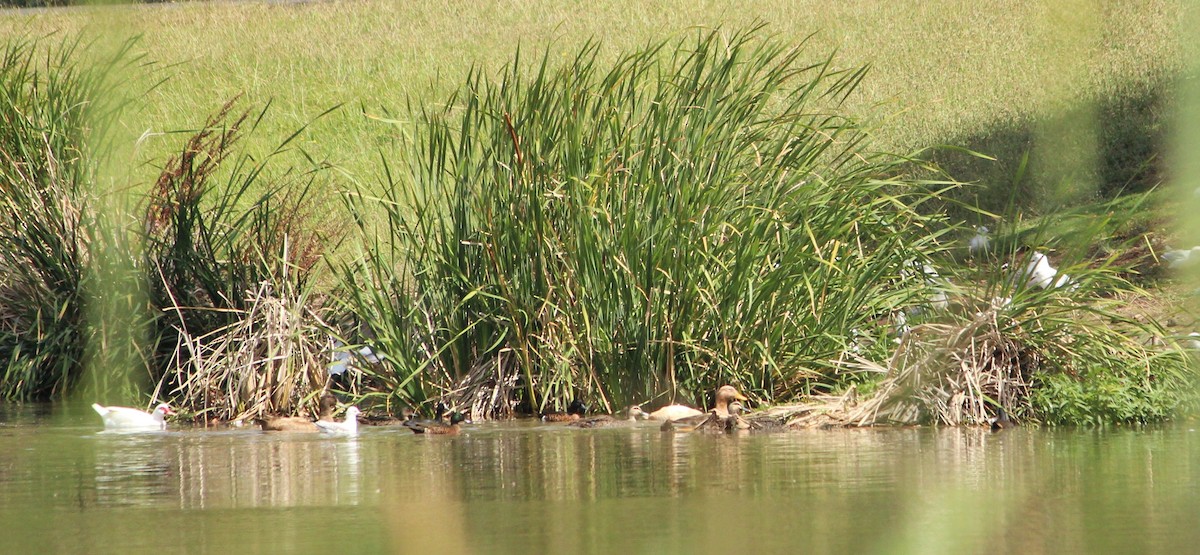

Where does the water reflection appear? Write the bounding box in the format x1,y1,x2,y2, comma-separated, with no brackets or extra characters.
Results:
2,405,1199,554
93,432,174,507
171,432,366,509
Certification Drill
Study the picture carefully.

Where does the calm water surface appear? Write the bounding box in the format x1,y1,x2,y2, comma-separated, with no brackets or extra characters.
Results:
1,404,1198,554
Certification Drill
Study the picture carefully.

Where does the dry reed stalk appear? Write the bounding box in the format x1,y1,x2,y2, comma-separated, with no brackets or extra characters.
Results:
449,351,521,422
159,281,331,423
779,299,1033,428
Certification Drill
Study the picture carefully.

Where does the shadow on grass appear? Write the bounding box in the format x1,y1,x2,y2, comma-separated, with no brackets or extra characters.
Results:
930,81,1169,220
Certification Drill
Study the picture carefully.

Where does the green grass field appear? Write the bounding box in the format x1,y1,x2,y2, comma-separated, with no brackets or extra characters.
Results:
2,0,1182,208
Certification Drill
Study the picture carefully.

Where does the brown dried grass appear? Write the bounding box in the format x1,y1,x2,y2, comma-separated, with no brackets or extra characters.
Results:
777,299,1034,428
157,280,333,423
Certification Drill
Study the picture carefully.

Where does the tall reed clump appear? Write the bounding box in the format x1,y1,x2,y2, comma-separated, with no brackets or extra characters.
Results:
144,99,334,422
340,27,957,416
0,36,132,399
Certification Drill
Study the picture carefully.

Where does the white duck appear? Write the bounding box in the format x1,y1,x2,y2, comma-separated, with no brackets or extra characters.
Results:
1024,251,1058,289
968,226,990,255
1024,251,1078,290
316,406,360,435
92,403,174,431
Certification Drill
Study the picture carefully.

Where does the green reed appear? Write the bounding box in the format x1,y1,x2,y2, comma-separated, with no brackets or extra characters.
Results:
339,27,957,413
0,35,131,399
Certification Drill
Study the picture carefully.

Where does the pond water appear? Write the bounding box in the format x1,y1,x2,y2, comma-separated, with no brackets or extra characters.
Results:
1,403,1198,554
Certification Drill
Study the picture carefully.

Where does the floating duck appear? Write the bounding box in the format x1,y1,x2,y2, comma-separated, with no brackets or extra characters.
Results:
661,385,748,431
315,406,360,435
259,394,340,432
567,406,649,428
541,399,588,422
404,411,467,435
92,403,174,431
648,403,704,421
260,415,318,432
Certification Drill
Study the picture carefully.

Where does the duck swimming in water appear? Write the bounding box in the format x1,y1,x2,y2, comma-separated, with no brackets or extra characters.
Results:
661,386,782,433
404,411,468,435
542,399,588,422
259,393,340,432
92,403,174,431
660,385,748,431
988,407,1013,432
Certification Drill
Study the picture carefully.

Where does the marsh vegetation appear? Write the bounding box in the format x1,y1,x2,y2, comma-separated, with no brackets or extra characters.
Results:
1,2,1196,426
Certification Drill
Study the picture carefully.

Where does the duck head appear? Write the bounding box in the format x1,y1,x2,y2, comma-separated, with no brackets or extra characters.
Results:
713,385,749,416
318,394,338,419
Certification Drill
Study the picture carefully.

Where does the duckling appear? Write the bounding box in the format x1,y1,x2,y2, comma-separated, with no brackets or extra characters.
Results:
720,401,784,432
317,393,338,422
542,399,588,422
404,411,467,435
567,405,649,428
663,407,730,433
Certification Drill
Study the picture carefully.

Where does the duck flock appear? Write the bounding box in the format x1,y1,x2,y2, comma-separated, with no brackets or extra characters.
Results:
89,384,787,436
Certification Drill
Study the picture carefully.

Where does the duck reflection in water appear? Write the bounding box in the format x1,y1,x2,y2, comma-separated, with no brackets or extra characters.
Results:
567,405,650,428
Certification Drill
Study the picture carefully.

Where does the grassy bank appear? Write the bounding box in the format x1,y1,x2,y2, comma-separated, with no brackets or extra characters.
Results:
1,0,1183,213
1,3,1196,425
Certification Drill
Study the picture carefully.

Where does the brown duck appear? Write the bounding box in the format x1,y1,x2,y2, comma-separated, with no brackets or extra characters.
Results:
259,393,340,432
404,411,467,435
542,399,588,422
660,385,748,431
